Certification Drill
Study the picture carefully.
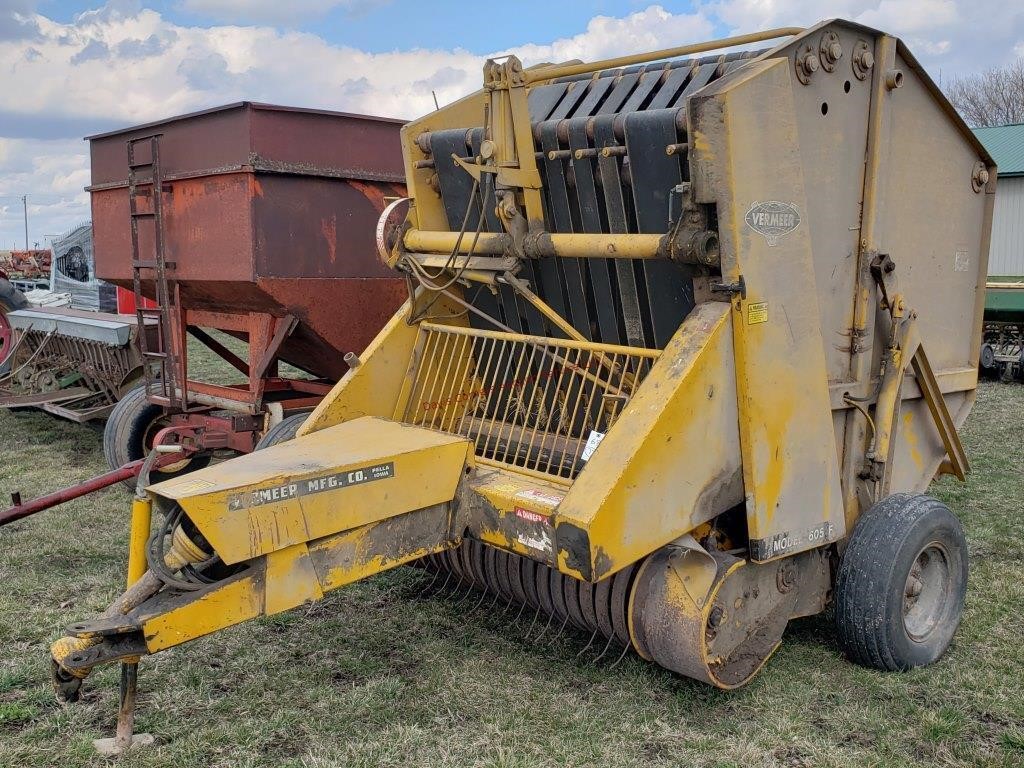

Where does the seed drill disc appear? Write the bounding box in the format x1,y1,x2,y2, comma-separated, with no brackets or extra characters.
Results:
578,579,599,634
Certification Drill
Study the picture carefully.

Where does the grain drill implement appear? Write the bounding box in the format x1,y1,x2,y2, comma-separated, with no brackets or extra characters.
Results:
50,19,992,748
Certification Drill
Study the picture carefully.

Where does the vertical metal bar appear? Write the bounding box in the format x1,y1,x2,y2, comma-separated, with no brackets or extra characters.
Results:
456,335,492,439
523,342,555,471
501,341,544,467
114,493,151,751
436,334,472,432
482,337,514,457
494,340,532,465
472,336,502,456
840,34,897,524
568,350,605,471
536,344,573,473
421,331,452,430
407,331,440,428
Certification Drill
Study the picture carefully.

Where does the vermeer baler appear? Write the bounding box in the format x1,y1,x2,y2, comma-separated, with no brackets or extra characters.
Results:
51,19,992,744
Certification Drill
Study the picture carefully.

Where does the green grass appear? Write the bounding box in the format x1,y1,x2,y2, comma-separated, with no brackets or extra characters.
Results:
0,382,1022,767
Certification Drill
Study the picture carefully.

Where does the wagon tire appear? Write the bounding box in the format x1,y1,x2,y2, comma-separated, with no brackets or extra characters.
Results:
835,493,967,672
255,412,309,450
103,384,209,489
0,278,27,372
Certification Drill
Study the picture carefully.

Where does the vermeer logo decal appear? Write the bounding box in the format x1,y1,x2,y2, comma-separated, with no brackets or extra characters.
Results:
227,462,394,511
744,201,801,246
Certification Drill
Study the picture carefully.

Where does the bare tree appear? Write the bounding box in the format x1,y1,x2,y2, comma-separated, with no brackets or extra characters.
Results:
945,59,1024,127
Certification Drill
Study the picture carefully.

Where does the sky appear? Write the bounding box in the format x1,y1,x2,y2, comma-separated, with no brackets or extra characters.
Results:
1,0,1023,250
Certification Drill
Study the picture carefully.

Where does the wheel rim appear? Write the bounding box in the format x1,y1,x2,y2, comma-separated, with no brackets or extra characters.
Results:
903,542,952,642
141,415,194,474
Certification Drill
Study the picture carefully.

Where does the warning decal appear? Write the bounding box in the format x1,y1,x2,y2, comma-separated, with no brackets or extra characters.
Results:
747,301,769,325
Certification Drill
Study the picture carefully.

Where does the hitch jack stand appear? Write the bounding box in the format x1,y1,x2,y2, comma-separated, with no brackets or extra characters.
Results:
92,664,154,756
92,447,176,755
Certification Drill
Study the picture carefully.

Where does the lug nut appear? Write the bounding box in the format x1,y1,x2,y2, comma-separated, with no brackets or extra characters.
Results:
857,50,874,71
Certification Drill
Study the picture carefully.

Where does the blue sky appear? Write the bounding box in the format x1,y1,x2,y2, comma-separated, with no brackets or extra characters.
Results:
1,1,1023,249
35,1,718,54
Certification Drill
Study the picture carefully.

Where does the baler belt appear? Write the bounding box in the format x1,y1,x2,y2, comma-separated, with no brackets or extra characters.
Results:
597,72,641,115
528,82,569,122
570,75,615,117
672,60,718,106
548,80,589,121
625,108,695,348
540,122,592,337
568,119,621,345
619,68,661,112
594,115,647,347
647,64,693,110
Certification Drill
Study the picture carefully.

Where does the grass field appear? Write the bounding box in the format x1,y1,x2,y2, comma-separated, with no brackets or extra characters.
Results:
0,380,1022,768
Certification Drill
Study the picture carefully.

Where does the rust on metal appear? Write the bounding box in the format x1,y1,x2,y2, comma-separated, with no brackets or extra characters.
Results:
88,102,408,381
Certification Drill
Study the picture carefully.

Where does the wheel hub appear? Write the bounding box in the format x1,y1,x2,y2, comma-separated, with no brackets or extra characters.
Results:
903,542,951,642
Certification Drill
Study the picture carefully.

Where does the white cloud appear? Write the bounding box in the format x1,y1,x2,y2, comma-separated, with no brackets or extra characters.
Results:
3,1,1024,248
0,138,89,250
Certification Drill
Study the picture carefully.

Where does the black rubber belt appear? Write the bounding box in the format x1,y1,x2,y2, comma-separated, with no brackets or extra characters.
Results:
594,114,646,347
540,121,591,337
624,108,695,347
568,118,620,345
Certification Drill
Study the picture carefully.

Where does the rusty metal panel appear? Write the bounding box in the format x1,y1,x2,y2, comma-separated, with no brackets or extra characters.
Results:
88,105,253,187
87,103,408,381
252,175,404,280
248,104,405,183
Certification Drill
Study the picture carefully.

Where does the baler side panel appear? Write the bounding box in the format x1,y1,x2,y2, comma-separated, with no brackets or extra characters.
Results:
554,302,743,580
298,294,465,433
690,58,846,561
878,50,992,493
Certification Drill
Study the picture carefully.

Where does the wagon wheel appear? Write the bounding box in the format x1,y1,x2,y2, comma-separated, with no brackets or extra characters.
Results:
103,384,211,489
0,277,28,372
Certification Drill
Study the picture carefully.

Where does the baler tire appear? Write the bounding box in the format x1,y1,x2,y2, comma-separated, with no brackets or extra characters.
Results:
103,385,210,489
254,412,309,450
834,493,967,672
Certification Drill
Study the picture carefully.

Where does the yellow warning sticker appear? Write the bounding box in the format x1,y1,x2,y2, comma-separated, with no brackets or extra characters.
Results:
747,301,769,325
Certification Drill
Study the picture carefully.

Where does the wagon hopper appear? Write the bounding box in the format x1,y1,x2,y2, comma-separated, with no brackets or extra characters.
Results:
87,102,408,471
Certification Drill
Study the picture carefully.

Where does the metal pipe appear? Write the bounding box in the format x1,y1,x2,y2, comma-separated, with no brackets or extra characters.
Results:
0,427,193,527
0,460,146,526
523,27,804,84
403,229,667,260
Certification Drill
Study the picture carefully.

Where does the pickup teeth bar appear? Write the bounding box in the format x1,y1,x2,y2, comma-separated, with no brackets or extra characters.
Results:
401,322,659,481
423,540,639,657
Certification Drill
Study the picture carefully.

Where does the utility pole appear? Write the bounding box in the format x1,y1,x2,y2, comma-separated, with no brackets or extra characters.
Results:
22,195,28,251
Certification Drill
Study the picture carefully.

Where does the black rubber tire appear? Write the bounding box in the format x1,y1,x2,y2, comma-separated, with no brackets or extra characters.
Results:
103,384,210,488
0,278,28,312
0,278,28,373
835,493,968,672
254,412,309,450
